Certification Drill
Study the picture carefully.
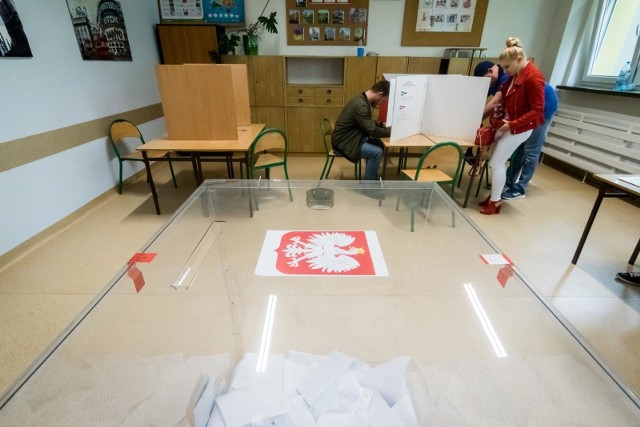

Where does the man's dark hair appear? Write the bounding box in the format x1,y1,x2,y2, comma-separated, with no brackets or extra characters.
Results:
370,80,390,97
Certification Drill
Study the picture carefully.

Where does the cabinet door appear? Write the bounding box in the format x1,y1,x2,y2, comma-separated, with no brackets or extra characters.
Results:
252,56,284,107
223,55,255,105
186,26,219,63
446,58,471,75
287,107,341,153
157,26,191,64
376,57,408,80
344,57,378,102
157,25,218,64
407,57,441,74
252,107,286,130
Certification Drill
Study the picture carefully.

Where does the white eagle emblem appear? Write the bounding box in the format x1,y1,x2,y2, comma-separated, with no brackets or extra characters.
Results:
283,232,366,273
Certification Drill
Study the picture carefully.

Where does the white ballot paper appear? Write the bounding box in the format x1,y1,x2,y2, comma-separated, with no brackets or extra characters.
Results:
230,352,284,390
216,382,291,427
194,375,217,427
356,355,411,407
297,352,355,404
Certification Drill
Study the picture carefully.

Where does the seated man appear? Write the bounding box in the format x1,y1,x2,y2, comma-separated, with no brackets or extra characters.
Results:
331,80,391,181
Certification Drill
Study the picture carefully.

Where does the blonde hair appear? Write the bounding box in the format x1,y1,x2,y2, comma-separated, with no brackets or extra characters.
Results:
499,36,527,62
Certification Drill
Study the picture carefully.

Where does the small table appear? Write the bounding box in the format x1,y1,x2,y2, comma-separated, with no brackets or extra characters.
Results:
381,133,480,207
138,124,265,214
572,174,640,265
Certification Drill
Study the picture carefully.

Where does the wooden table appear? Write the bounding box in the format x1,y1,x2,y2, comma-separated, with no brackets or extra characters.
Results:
381,133,479,207
138,124,265,214
572,174,640,265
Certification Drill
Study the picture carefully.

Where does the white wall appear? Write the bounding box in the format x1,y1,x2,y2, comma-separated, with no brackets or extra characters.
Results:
0,1,163,255
244,0,561,77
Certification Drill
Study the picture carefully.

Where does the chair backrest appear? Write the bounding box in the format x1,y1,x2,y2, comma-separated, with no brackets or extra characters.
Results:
414,141,464,186
250,128,288,156
108,119,144,159
321,118,333,154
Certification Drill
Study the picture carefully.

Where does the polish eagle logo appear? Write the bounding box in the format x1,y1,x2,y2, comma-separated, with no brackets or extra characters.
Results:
283,232,366,273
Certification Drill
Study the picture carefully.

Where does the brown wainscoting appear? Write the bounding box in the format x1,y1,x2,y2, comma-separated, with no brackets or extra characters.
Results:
0,104,163,173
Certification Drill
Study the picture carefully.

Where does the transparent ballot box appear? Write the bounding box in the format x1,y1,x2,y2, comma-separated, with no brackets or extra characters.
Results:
1,180,640,426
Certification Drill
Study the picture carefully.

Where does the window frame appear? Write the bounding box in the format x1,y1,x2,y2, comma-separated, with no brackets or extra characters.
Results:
582,0,640,87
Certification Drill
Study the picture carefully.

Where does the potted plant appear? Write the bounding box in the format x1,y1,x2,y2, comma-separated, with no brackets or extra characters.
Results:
218,0,278,56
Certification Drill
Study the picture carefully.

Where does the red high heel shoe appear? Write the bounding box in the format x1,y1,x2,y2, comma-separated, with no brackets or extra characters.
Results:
479,196,491,207
480,200,502,215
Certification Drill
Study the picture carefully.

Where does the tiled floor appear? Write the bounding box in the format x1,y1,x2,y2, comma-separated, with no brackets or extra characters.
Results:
1,154,639,405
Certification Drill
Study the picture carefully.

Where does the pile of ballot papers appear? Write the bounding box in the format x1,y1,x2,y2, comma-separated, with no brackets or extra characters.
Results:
197,350,420,427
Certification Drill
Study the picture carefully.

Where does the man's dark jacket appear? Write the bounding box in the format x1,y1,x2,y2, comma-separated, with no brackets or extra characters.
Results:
331,93,391,162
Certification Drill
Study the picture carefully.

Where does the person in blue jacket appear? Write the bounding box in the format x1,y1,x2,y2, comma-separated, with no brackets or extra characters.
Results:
502,82,559,199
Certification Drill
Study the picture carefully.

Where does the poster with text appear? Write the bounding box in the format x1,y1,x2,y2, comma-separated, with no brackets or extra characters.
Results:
416,0,475,32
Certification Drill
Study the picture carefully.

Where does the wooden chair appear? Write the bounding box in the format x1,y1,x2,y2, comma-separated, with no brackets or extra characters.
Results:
108,119,177,194
397,141,464,232
319,118,361,180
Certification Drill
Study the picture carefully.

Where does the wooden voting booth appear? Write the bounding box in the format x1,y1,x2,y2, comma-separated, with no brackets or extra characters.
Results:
386,74,489,143
155,64,251,140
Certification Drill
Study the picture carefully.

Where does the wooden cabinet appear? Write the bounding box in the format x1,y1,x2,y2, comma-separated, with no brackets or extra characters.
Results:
157,24,221,64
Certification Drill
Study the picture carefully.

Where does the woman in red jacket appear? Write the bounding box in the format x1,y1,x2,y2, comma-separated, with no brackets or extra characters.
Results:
480,37,545,215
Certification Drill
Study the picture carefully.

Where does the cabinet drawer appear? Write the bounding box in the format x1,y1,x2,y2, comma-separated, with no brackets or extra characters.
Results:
286,86,314,97
314,87,343,97
286,95,315,105
315,96,343,106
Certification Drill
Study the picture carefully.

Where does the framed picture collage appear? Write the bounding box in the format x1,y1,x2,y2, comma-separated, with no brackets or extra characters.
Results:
286,0,370,47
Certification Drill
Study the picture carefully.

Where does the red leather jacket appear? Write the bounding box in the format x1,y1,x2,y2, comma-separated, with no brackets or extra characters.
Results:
500,61,545,135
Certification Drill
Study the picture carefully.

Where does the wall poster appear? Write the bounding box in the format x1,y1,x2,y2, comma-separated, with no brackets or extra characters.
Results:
416,0,476,32
401,0,488,47
286,0,370,47
0,0,33,57
157,0,203,22
66,0,132,60
157,0,245,25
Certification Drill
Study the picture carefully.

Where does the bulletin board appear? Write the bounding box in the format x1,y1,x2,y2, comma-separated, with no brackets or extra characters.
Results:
286,0,370,46
401,0,489,47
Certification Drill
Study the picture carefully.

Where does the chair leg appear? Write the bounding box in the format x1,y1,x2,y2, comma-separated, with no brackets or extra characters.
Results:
167,156,178,189
284,165,293,202
320,155,331,180
476,161,489,197
118,162,124,194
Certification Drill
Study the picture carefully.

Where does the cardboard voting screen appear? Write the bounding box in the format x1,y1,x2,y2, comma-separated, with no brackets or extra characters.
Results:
184,64,252,127
387,74,489,143
155,64,238,140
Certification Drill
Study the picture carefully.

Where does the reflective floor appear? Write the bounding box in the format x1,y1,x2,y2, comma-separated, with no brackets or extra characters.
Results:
1,155,639,422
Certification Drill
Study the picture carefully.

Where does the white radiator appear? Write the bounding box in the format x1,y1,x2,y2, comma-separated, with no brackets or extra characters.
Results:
543,107,640,176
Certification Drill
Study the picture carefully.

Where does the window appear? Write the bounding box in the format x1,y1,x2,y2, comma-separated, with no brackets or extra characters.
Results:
584,0,640,85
